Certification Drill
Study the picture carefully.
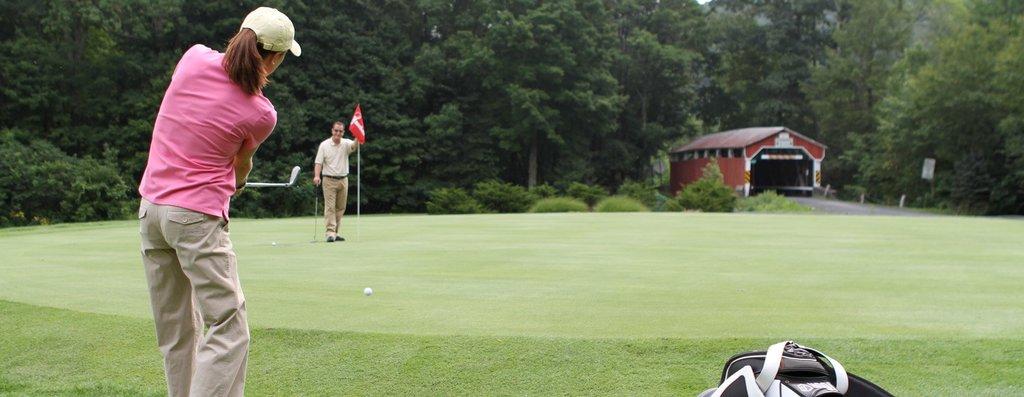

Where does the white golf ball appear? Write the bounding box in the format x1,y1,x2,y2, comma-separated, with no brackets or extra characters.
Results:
363,287,373,296
271,242,277,246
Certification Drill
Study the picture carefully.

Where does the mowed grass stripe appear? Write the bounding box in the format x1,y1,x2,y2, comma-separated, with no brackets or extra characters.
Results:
2,300,1022,396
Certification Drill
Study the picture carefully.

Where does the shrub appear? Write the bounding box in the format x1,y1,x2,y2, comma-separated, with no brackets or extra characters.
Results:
566,182,607,208
426,188,484,214
529,197,589,213
472,180,536,213
653,192,672,212
530,184,558,199
595,196,649,212
674,161,736,212
1,131,132,226
617,180,658,208
735,191,811,213
838,184,868,202
663,198,685,212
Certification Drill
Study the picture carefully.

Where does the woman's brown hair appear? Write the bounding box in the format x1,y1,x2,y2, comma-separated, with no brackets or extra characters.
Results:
222,29,276,95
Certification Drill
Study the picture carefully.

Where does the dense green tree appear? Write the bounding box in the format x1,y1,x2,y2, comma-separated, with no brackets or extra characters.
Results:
863,2,1024,213
482,0,623,187
3,0,1023,224
804,0,913,187
704,0,837,134
412,6,508,193
608,0,705,186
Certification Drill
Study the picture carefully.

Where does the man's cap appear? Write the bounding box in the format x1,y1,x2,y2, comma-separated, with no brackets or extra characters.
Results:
240,7,301,57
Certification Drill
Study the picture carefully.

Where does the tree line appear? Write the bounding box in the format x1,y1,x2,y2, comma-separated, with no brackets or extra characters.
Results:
1,0,1021,226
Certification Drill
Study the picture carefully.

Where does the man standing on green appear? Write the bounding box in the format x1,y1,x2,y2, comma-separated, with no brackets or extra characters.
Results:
313,120,360,242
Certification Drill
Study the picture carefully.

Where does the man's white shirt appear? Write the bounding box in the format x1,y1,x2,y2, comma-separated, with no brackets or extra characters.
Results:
315,138,357,176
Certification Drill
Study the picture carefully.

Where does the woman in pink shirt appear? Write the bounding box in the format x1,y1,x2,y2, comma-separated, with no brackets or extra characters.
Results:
137,7,300,396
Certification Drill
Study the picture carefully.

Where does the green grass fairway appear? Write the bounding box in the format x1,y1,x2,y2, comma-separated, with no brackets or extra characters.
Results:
2,213,1022,395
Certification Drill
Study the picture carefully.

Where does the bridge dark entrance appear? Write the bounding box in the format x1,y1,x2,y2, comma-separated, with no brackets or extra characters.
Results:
750,148,813,196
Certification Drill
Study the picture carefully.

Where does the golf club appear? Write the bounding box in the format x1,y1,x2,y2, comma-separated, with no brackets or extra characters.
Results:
247,166,301,187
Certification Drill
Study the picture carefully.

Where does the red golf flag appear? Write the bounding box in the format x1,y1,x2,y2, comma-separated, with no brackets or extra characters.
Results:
349,104,365,144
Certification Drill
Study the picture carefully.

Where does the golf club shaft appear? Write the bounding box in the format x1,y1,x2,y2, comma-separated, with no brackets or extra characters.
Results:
246,182,290,187
357,145,360,242
313,185,318,242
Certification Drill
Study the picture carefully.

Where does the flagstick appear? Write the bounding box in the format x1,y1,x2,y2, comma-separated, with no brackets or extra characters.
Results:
357,143,361,243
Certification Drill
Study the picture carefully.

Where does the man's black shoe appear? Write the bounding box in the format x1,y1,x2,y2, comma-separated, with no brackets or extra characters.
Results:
335,236,346,242
326,236,335,242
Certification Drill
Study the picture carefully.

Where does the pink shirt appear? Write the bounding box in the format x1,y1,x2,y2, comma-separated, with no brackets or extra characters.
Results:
140,45,277,218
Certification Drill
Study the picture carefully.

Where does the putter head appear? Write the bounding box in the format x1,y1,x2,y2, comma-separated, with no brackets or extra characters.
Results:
287,166,301,186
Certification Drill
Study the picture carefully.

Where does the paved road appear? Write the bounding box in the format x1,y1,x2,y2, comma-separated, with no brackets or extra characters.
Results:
790,197,937,217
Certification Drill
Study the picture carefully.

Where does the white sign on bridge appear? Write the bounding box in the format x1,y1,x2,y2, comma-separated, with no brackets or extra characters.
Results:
775,133,794,148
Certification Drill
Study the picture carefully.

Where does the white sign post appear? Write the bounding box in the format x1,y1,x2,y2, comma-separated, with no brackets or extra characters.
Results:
921,158,936,181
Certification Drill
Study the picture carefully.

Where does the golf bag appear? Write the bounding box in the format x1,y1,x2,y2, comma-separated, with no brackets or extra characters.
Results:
697,341,894,397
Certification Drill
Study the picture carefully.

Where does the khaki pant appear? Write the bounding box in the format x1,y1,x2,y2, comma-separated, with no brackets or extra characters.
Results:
322,176,349,236
138,199,249,397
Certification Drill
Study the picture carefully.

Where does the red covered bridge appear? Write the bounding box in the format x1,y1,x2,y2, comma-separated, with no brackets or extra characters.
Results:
669,127,826,197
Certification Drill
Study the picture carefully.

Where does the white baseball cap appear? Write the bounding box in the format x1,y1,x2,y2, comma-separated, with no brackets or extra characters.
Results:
240,7,301,57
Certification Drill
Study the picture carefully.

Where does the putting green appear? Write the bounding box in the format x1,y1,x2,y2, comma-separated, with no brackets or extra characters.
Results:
2,213,1022,338
1,213,1022,395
